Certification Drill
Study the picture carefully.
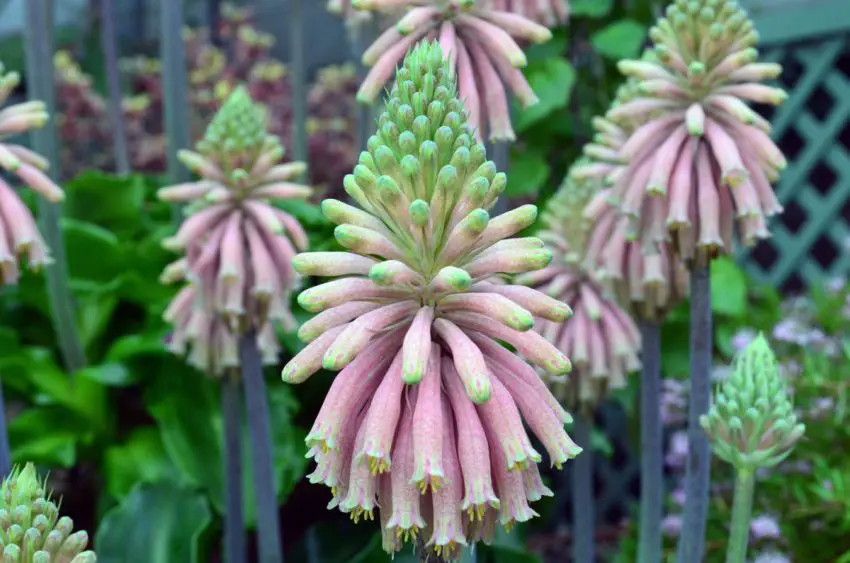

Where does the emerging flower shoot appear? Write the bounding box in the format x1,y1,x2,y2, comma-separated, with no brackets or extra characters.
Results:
354,0,552,141
0,463,96,562
518,171,641,408
611,0,786,268
159,86,313,376
282,41,579,559
0,62,66,284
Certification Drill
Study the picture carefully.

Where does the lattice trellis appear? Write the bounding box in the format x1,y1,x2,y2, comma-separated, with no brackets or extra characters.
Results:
737,0,850,292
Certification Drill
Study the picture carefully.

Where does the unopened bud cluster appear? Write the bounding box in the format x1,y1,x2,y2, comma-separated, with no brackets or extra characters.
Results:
160,87,312,377
0,464,95,562
283,42,580,560
701,334,804,470
519,171,641,407
355,0,551,141
609,0,787,267
0,62,66,285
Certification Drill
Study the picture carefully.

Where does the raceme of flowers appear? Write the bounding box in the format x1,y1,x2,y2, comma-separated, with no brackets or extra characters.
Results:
160,87,312,376
608,0,787,268
577,83,689,322
518,172,641,408
281,41,579,559
354,0,552,142
0,62,65,286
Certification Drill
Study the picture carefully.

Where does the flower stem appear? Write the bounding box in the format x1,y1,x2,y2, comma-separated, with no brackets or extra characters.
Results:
676,264,713,563
638,321,663,563
240,330,284,563
289,0,307,179
725,468,754,563
571,412,595,563
222,372,246,563
99,0,130,175
23,0,87,373
0,376,10,476
160,0,192,228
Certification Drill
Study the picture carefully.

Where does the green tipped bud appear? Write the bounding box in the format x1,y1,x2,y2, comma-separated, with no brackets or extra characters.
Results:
432,266,472,293
409,199,430,227
353,164,378,191
437,165,459,190
201,86,267,156
700,334,805,470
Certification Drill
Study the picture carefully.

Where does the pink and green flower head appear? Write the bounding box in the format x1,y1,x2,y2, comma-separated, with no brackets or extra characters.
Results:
480,0,568,27
282,41,579,559
0,62,66,285
517,171,641,409
353,0,552,142
0,463,96,562
159,87,312,376
610,0,786,268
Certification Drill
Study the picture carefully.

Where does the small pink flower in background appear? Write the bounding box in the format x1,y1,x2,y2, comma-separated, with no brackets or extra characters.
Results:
661,514,682,536
517,173,641,408
0,62,65,284
749,514,781,540
610,1,787,268
159,86,312,375
665,430,688,469
353,0,552,142
282,42,579,559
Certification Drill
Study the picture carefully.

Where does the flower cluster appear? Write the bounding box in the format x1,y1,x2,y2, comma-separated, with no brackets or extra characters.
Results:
160,87,312,376
282,41,579,559
517,172,641,408
0,463,95,562
354,0,551,142
0,62,65,285
609,0,786,267
578,82,689,322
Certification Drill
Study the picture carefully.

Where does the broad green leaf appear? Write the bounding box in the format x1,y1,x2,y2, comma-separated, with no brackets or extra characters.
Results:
710,257,748,317
104,427,178,499
8,407,85,467
62,219,124,286
507,148,550,197
106,332,170,363
63,172,147,234
514,58,576,132
77,294,118,348
591,19,647,61
77,363,135,387
95,481,212,563
571,0,613,17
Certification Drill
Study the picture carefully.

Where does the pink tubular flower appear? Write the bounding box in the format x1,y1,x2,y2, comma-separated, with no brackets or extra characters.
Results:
159,86,312,376
353,0,551,142
576,84,690,322
283,41,579,559
481,0,568,27
517,174,641,408
609,0,787,268
0,63,64,284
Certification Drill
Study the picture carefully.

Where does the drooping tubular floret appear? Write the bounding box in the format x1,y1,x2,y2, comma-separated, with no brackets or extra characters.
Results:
517,170,641,408
610,0,787,268
159,87,312,376
282,41,579,559
354,0,552,142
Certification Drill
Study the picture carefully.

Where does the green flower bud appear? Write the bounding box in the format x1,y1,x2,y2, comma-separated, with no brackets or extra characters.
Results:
700,334,805,470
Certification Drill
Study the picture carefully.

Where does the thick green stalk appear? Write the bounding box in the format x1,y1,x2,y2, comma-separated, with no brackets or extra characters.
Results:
290,0,307,180
676,265,713,562
23,0,87,372
637,321,663,563
160,0,192,227
222,373,246,563
725,469,755,563
571,413,595,563
99,0,130,175
240,331,284,563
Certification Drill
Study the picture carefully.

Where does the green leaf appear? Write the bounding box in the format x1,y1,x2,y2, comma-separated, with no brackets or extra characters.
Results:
95,481,212,563
62,219,124,286
570,0,613,17
591,427,613,457
63,172,147,233
8,407,86,467
507,148,550,197
591,19,648,61
104,428,178,499
514,58,576,132
710,257,748,317
77,293,119,348
106,332,170,363
77,363,135,387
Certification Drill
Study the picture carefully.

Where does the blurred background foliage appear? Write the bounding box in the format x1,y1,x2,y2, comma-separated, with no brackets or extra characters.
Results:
0,0,845,561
